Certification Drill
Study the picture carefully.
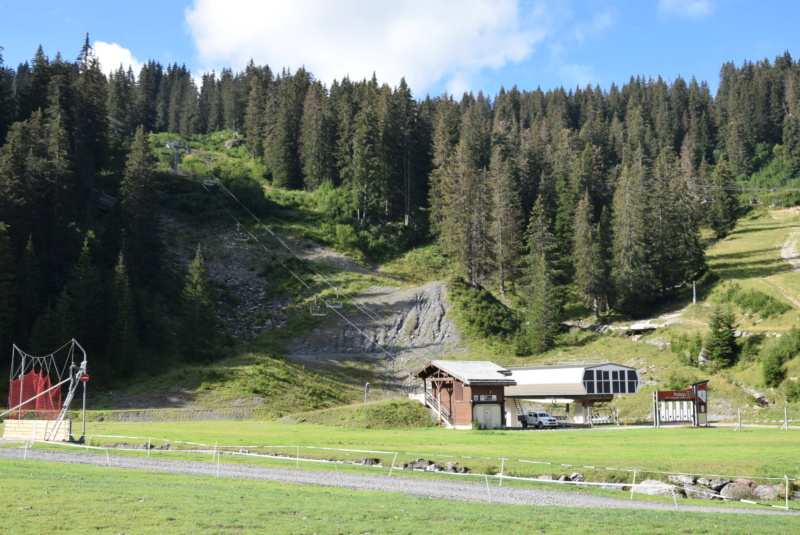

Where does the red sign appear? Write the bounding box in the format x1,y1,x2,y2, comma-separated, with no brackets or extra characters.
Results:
80,373,90,383
655,388,694,401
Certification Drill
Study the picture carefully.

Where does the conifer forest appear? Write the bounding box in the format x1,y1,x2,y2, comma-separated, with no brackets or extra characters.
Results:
2,38,800,382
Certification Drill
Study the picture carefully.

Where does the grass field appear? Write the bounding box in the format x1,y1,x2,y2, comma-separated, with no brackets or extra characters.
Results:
63,420,800,483
1,458,797,535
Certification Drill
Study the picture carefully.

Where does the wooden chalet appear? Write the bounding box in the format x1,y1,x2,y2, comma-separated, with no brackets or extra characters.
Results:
413,360,516,429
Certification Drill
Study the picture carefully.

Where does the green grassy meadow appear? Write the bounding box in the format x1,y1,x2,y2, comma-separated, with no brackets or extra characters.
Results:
64,419,800,482
2,458,797,535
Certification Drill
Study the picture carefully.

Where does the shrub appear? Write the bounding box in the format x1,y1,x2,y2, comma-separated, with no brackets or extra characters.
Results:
448,278,519,340
716,282,791,318
785,379,800,402
760,328,800,386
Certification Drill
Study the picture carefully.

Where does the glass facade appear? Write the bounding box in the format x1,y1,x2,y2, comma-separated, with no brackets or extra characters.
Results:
582,368,638,394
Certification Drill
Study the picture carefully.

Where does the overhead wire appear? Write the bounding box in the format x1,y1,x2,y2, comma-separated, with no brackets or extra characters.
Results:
196,178,399,362
190,150,391,326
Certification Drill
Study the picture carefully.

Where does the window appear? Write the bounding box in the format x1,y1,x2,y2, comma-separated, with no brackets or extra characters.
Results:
583,370,595,393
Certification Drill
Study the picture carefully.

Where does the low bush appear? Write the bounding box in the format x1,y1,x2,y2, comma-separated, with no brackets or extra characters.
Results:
760,327,800,387
448,278,519,340
716,282,791,318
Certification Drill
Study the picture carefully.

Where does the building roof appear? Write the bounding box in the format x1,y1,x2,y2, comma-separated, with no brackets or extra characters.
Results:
504,362,640,399
414,360,517,386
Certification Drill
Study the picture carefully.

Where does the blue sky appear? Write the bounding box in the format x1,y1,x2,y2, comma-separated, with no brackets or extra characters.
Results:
0,1,797,99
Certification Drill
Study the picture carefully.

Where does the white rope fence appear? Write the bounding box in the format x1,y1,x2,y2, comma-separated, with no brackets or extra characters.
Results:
8,434,798,512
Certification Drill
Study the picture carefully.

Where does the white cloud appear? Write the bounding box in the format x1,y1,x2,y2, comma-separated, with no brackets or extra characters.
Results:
93,41,143,77
185,0,551,95
658,0,715,19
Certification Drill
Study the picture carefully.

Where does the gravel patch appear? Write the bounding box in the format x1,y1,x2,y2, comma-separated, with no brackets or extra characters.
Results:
1,447,796,516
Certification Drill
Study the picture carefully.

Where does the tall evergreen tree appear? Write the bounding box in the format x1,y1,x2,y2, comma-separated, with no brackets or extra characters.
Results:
704,304,738,368
106,252,139,375
18,236,45,340
119,126,162,287
488,145,523,296
67,237,104,353
573,190,608,317
611,150,658,311
299,81,336,189
706,157,738,238
0,223,17,360
517,198,562,354
179,245,220,362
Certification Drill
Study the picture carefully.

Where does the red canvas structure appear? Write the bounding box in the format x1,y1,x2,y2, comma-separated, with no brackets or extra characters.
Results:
8,370,61,420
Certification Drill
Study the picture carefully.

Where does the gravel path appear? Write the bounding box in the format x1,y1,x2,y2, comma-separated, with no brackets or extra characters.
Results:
1,447,796,516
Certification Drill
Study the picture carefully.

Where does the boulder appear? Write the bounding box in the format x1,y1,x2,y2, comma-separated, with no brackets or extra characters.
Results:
684,484,720,500
697,477,731,491
557,475,570,482
359,458,381,466
720,479,755,500
406,458,434,470
570,472,586,482
425,463,443,472
753,485,784,501
668,475,696,486
444,462,469,473
631,479,676,497
538,474,554,481
153,443,170,451
224,139,243,149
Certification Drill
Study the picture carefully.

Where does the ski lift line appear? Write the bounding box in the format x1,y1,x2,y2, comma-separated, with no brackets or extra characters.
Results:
197,180,398,362
208,175,390,327
191,154,392,333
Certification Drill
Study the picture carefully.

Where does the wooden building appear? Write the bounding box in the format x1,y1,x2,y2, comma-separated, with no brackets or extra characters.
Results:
413,360,516,429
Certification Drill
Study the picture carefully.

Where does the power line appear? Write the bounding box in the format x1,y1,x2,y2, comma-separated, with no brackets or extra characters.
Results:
197,178,399,362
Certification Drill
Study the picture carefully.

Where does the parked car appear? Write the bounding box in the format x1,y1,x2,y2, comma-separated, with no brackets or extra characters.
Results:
519,411,559,429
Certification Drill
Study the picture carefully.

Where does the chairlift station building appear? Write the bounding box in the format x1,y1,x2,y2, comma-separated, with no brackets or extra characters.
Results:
413,360,641,429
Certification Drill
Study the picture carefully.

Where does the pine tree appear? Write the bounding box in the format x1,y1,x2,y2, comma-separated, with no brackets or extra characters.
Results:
0,223,18,358
72,35,109,183
707,157,738,238
18,236,45,339
438,143,494,287
611,151,657,311
179,245,220,362
572,190,608,317
299,81,336,189
704,304,738,368
517,198,562,354
428,95,461,235
349,89,384,223
106,252,139,375
67,237,104,353
119,126,162,287
488,145,523,296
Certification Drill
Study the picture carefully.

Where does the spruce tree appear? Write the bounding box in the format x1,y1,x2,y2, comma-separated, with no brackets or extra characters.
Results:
573,190,607,317
299,81,336,189
704,304,738,368
707,157,738,238
67,237,104,353
179,245,219,362
517,198,562,354
611,151,657,311
488,145,523,296
18,236,44,339
119,125,162,287
0,223,18,359
107,252,139,375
